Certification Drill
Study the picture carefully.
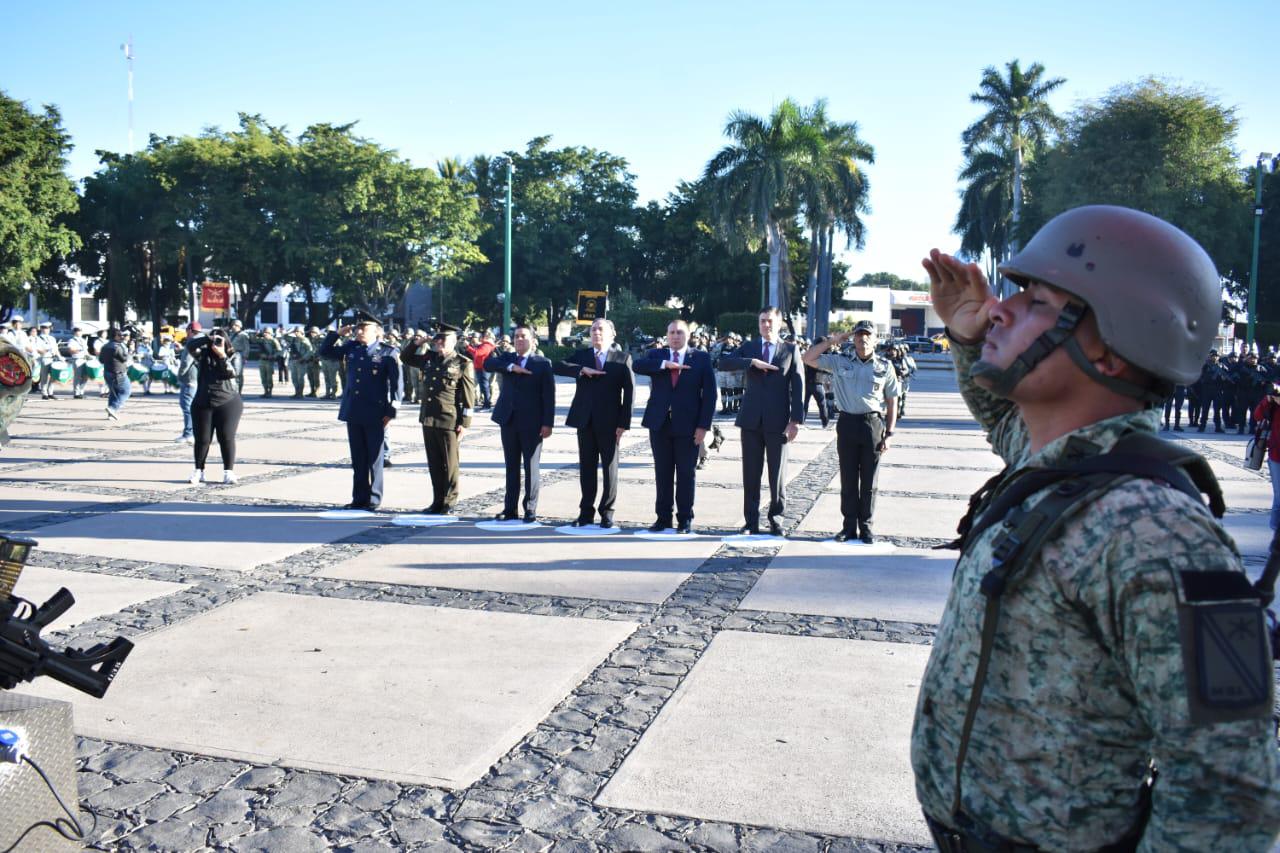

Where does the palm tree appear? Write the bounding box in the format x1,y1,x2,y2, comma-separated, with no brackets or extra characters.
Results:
792,100,874,338
962,60,1064,277
954,143,1015,284
703,99,807,309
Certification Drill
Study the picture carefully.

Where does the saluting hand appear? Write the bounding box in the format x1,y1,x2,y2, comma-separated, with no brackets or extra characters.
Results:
337,325,353,336
921,249,995,342
510,363,533,375
662,360,690,371
750,358,779,372
580,367,605,377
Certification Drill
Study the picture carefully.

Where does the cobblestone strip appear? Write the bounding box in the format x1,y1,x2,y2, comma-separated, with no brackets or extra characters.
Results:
726,609,936,645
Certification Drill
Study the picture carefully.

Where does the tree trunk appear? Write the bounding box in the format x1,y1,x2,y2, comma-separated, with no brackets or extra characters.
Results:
766,219,783,308
1006,142,1024,299
817,227,834,340
805,229,820,337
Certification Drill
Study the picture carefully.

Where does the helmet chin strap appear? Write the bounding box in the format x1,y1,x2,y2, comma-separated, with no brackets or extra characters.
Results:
970,301,1168,405
969,302,1085,397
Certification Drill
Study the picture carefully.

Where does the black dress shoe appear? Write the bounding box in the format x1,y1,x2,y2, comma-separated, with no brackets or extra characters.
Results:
648,520,671,533
769,520,786,537
383,458,393,467
834,529,855,543
676,523,693,535
860,530,875,544
738,524,759,536
598,518,613,529
495,511,519,521
571,517,593,528
423,504,443,515
344,502,370,510
523,514,537,524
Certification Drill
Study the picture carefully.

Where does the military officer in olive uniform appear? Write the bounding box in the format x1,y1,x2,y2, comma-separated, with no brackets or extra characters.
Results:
319,312,402,510
287,328,314,397
915,207,1280,851
401,322,475,514
802,319,899,543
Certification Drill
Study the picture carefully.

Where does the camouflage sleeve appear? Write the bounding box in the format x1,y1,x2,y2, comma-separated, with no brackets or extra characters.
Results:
1073,495,1280,851
951,341,1027,466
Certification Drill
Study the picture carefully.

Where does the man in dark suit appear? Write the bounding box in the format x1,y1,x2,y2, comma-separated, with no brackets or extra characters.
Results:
633,319,717,534
319,311,402,510
484,324,555,522
717,306,804,536
555,318,634,528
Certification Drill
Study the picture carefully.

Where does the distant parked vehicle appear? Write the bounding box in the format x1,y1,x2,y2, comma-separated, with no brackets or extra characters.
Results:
902,335,942,353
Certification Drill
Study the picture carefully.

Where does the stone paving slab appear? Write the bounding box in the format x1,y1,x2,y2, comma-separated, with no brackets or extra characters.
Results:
1217,478,1275,512
0,456,278,492
0,484,128,526
871,464,994,497
1223,512,1272,561
167,435,351,465
0,444,86,468
890,429,991,450
620,456,804,488
798,492,965,540
318,521,716,603
223,464,505,510
739,542,954,624
26,501,382,571
23,592,638,788
881,447,1001,471
1208,456,1268,482
12,566,189,633
489,477,754,530
597,631,931,844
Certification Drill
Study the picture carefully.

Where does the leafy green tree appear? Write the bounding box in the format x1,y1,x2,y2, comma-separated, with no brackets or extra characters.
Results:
1024,79,1250,292
0,91,80,304
961,60,1064,273
954,142,1015,283
454,137,637,332
852,271,929,292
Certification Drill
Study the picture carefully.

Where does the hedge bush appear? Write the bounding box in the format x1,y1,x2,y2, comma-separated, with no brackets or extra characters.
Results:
611,304,678,341
537,343,573,363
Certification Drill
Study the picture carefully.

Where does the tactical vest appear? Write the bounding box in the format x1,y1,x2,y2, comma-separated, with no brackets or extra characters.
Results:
942,431,1276,850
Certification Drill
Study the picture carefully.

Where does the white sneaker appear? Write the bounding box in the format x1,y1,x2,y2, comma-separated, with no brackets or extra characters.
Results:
185,435,195,445
173,435,187,444
222,470,238,485
188,469,204,485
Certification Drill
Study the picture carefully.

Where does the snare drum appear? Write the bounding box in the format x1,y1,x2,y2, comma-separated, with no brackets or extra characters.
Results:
50,360,72,384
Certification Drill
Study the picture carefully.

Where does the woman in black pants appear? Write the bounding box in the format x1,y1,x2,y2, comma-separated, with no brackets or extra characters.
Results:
186,328,244,485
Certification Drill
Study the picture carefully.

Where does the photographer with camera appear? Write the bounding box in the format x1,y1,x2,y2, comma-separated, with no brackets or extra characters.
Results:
185,327,244,485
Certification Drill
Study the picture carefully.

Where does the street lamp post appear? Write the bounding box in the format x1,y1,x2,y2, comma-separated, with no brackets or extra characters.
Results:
503,159,514,335
1247,152,1273,350
758,263,768,309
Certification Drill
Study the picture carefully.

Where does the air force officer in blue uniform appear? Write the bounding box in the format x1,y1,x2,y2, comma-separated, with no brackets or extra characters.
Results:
633,319,717,533
320,313,402,509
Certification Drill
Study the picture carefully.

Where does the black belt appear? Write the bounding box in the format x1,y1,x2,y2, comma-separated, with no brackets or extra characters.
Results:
837,410,882,418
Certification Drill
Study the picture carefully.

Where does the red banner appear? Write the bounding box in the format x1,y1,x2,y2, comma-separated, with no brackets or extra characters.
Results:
200,281,230,311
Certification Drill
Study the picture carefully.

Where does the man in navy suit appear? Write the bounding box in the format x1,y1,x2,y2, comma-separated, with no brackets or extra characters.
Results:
633,319,717,534
484,324,555,522
555,318,634,528
717,306,804,536
319,312,402,510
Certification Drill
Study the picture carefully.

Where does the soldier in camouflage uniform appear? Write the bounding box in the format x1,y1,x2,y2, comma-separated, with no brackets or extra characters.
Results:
256,327,280,397
915,206,1280,851
306,327,324,397
401,323,475,514
229,320,253,394
287,328,313,397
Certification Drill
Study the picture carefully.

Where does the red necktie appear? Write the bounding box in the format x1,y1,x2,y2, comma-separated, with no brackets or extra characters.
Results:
671,351,680,387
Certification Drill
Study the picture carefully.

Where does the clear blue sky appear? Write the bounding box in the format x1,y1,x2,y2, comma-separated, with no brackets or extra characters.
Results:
3,0,1275,283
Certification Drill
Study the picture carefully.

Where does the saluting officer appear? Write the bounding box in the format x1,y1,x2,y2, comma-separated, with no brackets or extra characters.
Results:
401,322,475,515
319,311,401,510
801,319,899,543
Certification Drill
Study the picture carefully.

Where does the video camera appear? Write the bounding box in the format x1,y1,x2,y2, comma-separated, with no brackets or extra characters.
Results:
0,535,133,698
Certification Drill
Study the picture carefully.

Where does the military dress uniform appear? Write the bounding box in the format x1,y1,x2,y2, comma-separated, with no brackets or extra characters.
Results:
814,343,900,540
401,341,475,513
319,330,402,509
911,342,1280,851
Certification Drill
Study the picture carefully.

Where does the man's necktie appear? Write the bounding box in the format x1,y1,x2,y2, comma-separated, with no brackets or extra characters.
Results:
763,343,771,364
671,351,680,387
597,352,605,371
520,357,527,371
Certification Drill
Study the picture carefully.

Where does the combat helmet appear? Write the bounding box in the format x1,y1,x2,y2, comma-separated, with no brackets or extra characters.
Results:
973,205,1220,404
